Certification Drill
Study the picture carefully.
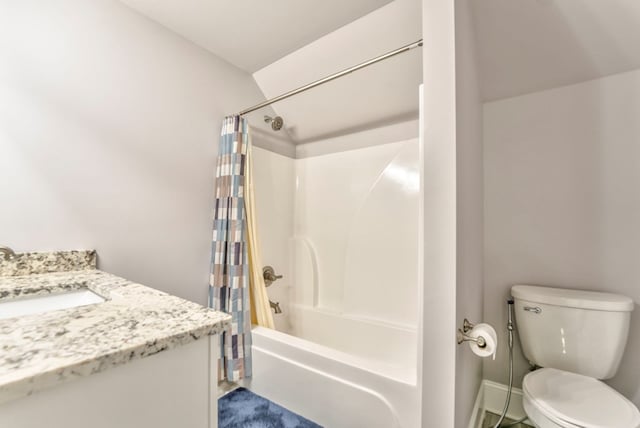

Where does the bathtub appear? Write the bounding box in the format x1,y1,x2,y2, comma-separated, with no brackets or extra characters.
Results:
288,303,417,380
246,318,420,428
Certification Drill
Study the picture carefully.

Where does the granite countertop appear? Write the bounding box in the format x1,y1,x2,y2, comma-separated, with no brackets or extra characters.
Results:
0,250,230,403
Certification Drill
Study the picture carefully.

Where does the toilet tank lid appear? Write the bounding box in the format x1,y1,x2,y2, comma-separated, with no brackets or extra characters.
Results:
512,285,634,312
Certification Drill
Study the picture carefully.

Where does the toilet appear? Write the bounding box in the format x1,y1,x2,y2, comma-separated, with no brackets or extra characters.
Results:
511,285,640,428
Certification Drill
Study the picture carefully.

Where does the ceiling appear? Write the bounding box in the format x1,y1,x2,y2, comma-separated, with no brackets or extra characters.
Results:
119,0,422,146
118,0,392,73
117,0,640,143
251,0,422,143
472,0,640,101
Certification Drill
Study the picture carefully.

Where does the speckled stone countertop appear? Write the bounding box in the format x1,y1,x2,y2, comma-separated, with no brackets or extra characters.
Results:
0,250,230,403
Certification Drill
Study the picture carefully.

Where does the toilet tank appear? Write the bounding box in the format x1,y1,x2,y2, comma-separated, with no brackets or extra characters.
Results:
511,285,634,379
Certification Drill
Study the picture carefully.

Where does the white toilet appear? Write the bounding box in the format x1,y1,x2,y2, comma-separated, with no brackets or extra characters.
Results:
511,285,640,428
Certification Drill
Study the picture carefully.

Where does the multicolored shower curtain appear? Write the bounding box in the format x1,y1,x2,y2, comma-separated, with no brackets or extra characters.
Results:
209,115,252,382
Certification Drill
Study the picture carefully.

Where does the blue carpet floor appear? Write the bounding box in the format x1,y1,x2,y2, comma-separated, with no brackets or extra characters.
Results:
219,388,322,428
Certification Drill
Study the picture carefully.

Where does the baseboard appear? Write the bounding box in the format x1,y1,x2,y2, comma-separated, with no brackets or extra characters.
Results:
467,380,528,428
467,382,485,428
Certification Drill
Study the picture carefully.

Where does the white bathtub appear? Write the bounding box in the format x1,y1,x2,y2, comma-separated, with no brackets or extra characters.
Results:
247,322,420,428
288,303,417,382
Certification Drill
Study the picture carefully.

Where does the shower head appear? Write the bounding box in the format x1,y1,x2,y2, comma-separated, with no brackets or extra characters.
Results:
264,115,284,131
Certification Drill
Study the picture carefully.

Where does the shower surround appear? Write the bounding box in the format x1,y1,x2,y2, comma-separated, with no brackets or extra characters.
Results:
249,128,421,428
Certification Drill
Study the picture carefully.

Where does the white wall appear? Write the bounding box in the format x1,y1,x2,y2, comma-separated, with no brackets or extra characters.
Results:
0,0,273,305
420,0,457,426
484,69,640,407
296,120,418,158
454,0,484,427
252,0,422,144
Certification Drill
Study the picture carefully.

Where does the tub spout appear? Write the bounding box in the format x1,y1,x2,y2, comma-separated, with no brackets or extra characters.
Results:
269,300,282,314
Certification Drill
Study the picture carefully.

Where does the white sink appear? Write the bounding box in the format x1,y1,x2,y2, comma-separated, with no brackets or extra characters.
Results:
0,289,105,320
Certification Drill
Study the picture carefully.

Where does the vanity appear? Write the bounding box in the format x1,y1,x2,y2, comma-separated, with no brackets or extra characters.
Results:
0,250,230,428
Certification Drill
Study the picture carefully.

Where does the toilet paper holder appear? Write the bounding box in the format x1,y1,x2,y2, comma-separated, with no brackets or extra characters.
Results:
456,319,487,348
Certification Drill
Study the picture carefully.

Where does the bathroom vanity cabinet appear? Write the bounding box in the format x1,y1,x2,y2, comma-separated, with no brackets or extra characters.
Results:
0,338,218,428
0,251,228,428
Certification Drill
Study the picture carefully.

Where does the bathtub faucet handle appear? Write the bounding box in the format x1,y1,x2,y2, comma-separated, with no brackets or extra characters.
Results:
263,266,283,287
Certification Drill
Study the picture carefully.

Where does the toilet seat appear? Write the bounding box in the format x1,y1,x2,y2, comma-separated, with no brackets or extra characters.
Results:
523,368,640,428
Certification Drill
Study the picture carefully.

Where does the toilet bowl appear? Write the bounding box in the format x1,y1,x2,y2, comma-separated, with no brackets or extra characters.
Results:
511,285,639,428
522,368,640,428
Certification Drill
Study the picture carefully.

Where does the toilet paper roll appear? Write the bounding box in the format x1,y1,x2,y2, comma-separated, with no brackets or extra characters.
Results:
468,323,498,360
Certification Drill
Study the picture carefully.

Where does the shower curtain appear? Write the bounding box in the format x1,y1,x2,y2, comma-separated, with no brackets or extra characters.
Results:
245,144,276,329
209,115,273,382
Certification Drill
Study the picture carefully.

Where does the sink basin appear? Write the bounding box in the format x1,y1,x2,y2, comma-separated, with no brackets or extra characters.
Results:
0,289,105,320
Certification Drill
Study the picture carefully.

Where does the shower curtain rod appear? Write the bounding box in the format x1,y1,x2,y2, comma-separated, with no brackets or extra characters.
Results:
237,39,423,116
